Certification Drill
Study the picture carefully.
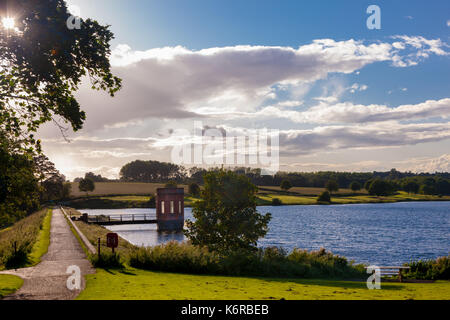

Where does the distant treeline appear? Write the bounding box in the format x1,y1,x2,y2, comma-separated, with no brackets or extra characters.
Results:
77,160,450,196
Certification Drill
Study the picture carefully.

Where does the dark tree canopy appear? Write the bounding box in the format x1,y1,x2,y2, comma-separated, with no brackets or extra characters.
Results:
280,179,292,191
349,181,362,192
185,170,271,255
325,180,339,194
120,160,186,182
0,0,121,151
78,177,95,195
188,182,200,197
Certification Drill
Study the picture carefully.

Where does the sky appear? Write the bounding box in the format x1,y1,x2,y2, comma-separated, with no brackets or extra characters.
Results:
38,0,450,180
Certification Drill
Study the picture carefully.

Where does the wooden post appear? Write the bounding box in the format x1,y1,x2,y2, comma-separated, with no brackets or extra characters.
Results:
97,237,101,256
399,269,403,283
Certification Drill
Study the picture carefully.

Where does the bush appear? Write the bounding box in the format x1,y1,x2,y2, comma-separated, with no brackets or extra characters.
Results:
128,242,365,279
271,198,283,206
403,256,450,280
90,251,124,269
317,191,331,203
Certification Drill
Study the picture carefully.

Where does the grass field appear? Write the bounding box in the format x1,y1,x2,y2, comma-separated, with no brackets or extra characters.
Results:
77,268,450,300
0,274,23,299
67,182,450,208
70,182,189,197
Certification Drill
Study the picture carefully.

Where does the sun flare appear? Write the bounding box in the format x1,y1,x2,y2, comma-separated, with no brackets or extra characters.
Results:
2,17,15,30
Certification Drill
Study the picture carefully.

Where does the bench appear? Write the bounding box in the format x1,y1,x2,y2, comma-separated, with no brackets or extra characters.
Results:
365,266,411,282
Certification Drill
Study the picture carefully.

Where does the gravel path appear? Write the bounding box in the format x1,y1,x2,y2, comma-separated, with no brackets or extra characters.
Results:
0,208,95,300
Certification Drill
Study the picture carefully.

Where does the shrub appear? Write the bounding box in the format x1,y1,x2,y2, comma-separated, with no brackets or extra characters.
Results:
271,198,283,206
128,242,365,279
90,251,124,269
280,180,292,191
317,191,331,203
403,256,450,280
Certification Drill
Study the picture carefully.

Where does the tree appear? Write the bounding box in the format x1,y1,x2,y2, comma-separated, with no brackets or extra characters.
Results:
368,179,394,196
325,180,339,194
165,180,178,188
0,134,40,227
403,181,420,194
188,183,200,197
317,191,331,203
120,160,186,182
349,181,362,192
78,178,95,196
0,0,121,153
364,179,374,191
185,170,271,254
280,180,292,191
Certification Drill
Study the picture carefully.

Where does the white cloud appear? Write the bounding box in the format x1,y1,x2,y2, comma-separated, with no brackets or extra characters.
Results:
395,154,450,173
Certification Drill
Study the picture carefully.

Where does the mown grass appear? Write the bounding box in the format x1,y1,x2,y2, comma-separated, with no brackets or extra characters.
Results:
0,274,23,299
27,209,53,266
0,208,52,270
77,267,450,300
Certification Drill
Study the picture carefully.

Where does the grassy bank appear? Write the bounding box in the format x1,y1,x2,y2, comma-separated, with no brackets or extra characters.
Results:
65,182,449,209
63,207,137,257
0,208,52,270
0,274,23,299
77,267,450,300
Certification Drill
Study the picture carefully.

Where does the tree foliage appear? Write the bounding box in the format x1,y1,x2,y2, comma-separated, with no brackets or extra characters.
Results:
0,0,121,151
349,181,362,192
185,170,271,255
280,179,292,191
188,182,200,197
78,177,95,195
325,180,339,194
120,160,186,182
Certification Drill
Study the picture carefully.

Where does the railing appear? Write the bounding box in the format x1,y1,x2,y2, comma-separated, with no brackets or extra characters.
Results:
87,213,157,224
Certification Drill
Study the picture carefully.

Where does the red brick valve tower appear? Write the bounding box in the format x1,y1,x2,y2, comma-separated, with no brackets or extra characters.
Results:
156,188,184,231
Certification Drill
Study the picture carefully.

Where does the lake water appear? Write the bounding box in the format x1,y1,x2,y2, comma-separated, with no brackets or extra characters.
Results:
81,201,449,265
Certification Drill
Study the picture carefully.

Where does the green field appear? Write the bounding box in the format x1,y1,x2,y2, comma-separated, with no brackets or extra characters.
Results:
0,274,23,299
77,268,450,300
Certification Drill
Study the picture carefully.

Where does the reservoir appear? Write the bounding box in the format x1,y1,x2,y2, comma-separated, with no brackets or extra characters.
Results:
81,201,449,265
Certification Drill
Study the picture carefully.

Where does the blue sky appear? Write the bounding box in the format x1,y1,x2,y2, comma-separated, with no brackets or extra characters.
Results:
42,1,450,179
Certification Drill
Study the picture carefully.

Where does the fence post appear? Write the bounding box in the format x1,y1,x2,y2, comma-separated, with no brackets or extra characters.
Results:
97,237,101,256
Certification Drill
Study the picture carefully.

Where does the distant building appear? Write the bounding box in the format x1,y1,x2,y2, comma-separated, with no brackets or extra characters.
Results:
156,187,184,231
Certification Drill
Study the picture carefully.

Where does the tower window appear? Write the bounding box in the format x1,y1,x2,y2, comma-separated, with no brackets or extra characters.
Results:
161,201,165,214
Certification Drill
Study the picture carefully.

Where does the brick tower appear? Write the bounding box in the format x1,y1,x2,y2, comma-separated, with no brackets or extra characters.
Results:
156,187,184,231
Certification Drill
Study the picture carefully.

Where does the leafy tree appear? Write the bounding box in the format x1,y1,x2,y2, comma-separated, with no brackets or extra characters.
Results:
403,180,420,194
280,180,292,191
436,178,450,195
0,0,121,152
317,191,331,203
84,172,109,182
325,180,339,194
0,135,40,227
368,179,394,196
185,170,271,255
271,198,282,206
165,180,178,188
349,181,362,192
420,184,436,195
78,178,95,196
188,183,200,197
364,179,374,191
120,160,186,182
